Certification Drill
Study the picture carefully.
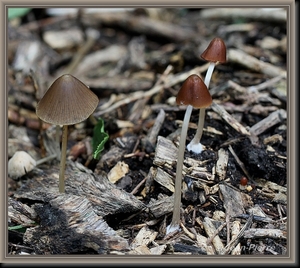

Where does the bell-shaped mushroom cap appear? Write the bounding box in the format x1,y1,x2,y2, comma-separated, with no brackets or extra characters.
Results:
201,37,227,63
36,74,99,125
176,74,212,108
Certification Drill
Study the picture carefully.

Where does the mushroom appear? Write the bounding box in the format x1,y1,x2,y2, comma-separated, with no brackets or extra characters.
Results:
8,151,57,180
36,74,99,193
167,74,212,234
187,37,226,154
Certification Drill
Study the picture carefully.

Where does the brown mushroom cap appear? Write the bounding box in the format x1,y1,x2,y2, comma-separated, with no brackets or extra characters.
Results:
176,74,212,108
36,74,99,125
201,37,227,63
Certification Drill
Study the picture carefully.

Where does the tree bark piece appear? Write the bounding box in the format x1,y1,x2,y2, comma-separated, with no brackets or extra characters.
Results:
23,194,130,254
14,161,146,217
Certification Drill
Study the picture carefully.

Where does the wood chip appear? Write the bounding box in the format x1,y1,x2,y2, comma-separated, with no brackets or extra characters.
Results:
203,217,225,255
107,161,129,184
243,228,287,239
219,183,245,218
215,148,229,181
130,226,158,249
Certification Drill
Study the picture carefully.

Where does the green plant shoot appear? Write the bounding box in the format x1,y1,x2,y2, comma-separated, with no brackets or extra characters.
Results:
92,118,109,160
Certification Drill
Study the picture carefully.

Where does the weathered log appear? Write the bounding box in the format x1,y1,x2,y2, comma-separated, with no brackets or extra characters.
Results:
13,161,146,254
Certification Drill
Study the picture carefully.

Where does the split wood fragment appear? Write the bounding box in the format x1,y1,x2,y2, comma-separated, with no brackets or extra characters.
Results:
228,48,286,78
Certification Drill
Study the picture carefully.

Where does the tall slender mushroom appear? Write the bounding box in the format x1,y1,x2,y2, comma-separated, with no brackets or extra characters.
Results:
36,74,99,193
187,37,226,154
167,74,212,234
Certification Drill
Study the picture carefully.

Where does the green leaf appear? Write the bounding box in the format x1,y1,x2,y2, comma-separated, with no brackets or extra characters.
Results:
92,118,109,160
8,8,31,20
8,225,28,233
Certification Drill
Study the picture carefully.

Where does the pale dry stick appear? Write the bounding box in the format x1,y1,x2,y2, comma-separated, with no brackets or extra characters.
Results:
75,45,127,77
226,213,231,245
94,63,210,116
200,8,287,23
273,217,287,223
141,108,166,153
220,213,253,255
243,228,287,239
249,109,287,136
203,217,225,255
61,28,100,75
210,76,285,98
228,145,252,180
248,109,287,145
206,221,227,246
210,102,251,136
230,221,242,255
246,75,286,93
277,204,285,224
180,222,196,240
227,48,287,78
128,65,173,122
210,80,247,97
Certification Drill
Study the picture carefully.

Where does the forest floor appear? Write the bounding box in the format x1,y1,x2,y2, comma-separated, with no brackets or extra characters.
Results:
7,7,288,258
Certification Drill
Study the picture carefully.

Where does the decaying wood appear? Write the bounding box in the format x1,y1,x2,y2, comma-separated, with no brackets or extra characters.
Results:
228,48,287,78
83,11,195,42
213,148,229,181
11,161,147,254
211,102,251,136
147,195,174,219
141,108,166,153
243,228,287,239
199,8,287,23
153,136,178,169
203,217,225,255
219,183,245,218
254,178,287,205
221,213,253,255
8,197,37,227
94,63,210,116
153,167,175,193
74,44,127,77
23,194,130,254
230,221,242,255
60,28,99,75
228,145,251,180
130,226,158,249
14,161,146,217
249,109,287,137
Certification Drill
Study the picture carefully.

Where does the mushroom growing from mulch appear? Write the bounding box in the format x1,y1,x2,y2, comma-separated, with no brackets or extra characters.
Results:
187,37,227,154
36,74,99,193
167,74,212,234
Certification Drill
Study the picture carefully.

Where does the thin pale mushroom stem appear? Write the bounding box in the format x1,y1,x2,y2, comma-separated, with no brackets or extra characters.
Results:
59,125,68,193
187,62,216,153
187,107,206,153
167,104,193,233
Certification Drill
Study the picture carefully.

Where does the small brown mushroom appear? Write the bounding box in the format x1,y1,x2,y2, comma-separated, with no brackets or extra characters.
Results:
201,37,227,65
167,74,211,234
36,74,99,193
187,37,227,154
201,37,226,89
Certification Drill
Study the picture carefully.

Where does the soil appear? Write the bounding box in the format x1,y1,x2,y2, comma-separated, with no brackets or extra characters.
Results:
7,8,287,257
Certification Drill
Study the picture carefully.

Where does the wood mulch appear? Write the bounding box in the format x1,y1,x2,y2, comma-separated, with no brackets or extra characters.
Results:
7,8,287,256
